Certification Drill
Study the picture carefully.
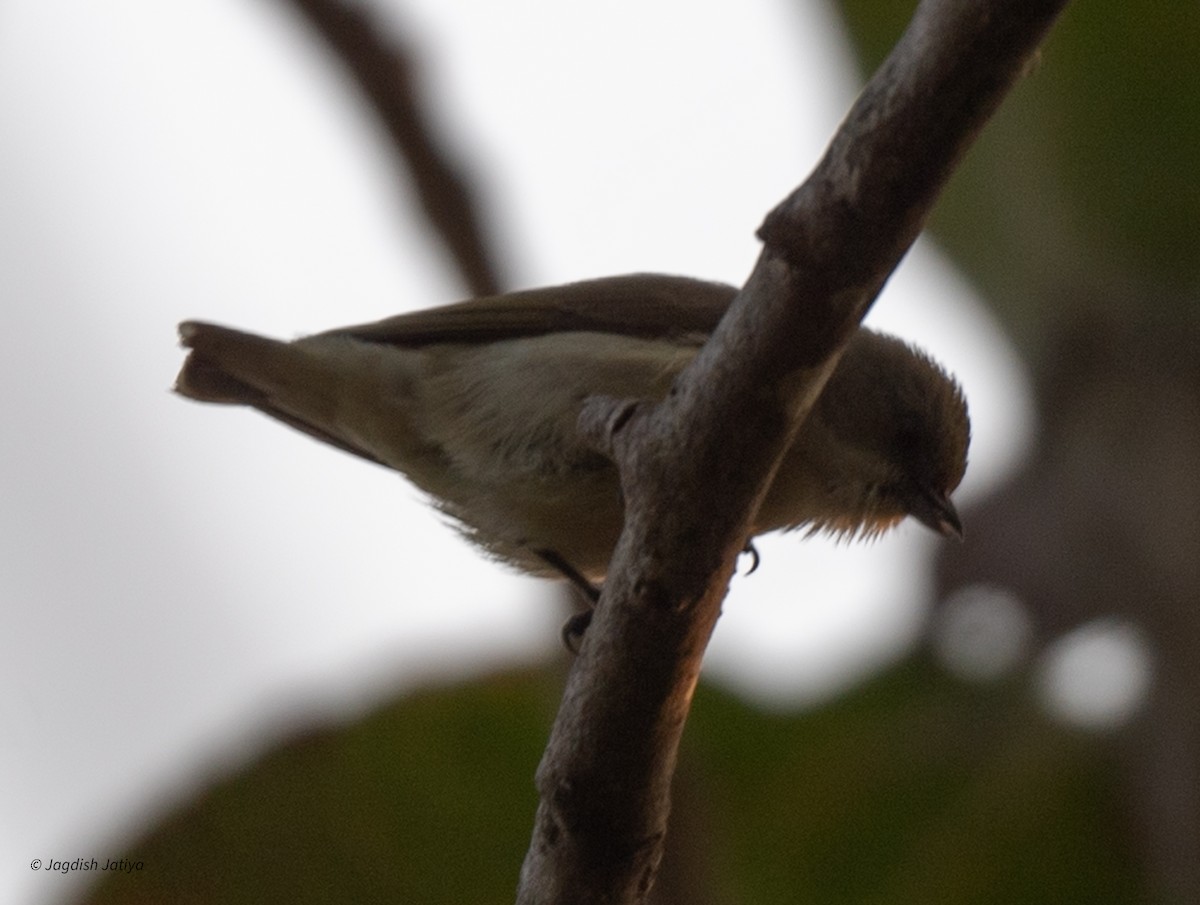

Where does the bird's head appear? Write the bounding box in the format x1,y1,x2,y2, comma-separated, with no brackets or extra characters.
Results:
806,330,970,540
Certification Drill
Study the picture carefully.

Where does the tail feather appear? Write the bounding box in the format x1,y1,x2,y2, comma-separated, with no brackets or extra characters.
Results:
174,321,386,466
175,321,290,404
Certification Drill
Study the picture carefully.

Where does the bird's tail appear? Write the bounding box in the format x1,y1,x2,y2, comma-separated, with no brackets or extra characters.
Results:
174,321,386,466
175,321,287,405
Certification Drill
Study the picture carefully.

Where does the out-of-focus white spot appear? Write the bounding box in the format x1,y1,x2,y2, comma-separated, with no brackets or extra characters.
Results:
933,584,1033,681
1037,618,1154,730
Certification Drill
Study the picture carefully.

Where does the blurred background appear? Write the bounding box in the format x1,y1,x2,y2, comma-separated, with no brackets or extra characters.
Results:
1,0,1195,902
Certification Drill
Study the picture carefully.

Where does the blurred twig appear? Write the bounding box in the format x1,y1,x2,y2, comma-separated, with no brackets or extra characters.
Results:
284,0,504,297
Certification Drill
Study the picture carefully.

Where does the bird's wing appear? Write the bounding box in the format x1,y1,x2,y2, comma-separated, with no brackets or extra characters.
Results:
322,273,737,346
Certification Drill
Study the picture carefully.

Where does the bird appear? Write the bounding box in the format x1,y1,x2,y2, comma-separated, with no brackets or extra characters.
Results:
175,273,969,588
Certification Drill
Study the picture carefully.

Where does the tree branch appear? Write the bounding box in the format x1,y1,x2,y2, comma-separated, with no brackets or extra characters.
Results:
284,0,505,297
516,1,1067,902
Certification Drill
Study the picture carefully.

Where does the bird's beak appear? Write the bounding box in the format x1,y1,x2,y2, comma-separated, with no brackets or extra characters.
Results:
908,486,963,540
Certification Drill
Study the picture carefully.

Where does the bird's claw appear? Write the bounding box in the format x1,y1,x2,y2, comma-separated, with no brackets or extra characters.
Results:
560,610,593,653
741,540,761,575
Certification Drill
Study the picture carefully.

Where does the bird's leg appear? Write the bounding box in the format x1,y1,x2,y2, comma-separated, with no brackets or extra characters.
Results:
534,549,601,652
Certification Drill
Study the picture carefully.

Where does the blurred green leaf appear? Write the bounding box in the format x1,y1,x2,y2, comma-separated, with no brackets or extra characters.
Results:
77,657,1141,904
78,670,557,905
682,656,1139,904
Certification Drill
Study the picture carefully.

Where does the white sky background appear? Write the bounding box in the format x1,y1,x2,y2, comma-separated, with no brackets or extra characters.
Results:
0,0,1032,902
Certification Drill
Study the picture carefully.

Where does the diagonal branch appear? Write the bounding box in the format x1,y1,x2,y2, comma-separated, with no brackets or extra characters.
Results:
284,0,505,297
516,1,1068,902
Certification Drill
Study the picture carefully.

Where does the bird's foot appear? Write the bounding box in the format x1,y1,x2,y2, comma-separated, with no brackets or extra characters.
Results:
535,548,601,653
